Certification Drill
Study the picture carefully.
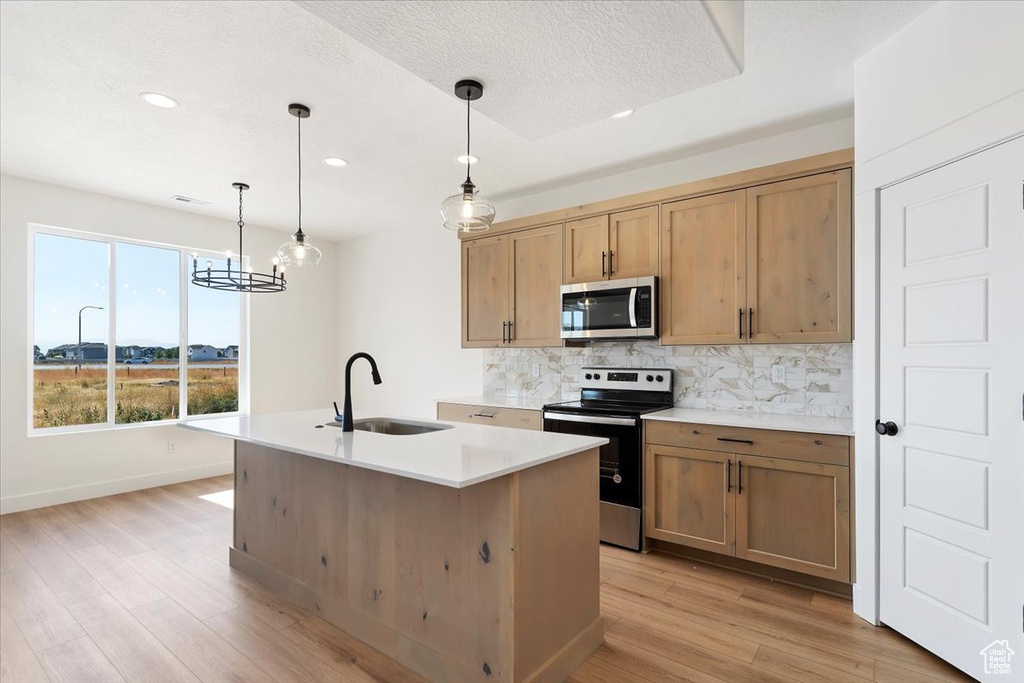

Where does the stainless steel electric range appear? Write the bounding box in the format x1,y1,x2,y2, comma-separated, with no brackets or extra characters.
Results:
542,367,673,551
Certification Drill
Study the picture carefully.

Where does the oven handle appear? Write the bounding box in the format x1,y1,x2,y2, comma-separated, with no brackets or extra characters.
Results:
543,412,638,427
628,287,638,328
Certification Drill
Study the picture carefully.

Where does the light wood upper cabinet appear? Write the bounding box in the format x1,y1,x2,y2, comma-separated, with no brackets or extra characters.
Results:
462,224,562,348
509,224,563,346
608,206,660,279
462,234,510,348
661,191,747,344
745,170,852,342
734,455,850,582
645,444,735,556
563,215,609,284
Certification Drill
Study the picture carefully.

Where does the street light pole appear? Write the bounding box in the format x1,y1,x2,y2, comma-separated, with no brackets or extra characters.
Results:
78,305,104,370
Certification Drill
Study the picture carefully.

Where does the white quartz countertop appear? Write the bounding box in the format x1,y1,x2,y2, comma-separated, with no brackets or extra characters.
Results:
437,395,554,411
179,410,607,489
643,408,854,436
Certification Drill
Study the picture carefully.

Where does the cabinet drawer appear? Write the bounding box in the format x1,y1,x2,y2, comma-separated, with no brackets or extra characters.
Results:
437,403,542,431
645,420,848,466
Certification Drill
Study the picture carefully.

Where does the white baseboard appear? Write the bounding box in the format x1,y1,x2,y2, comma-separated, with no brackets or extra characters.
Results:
0,461,234,514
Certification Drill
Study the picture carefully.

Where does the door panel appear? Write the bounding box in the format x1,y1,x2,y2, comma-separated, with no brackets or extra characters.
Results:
608,206,659,279
644,445,735,555
564,215,609,284
660,191,746,344
461,235,509,347
746,170,851,343
509,224,563,347
735,455,850,582
879,138,1023,681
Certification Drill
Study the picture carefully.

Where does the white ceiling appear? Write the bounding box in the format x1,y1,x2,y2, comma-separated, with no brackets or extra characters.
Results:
0,1,933,242
297,1,743,139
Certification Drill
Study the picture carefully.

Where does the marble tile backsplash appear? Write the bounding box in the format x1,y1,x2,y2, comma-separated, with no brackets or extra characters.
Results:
483,343,852,418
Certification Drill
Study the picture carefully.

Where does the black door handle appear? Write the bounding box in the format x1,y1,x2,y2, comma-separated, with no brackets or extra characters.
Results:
507,320,513,342
738,308,744,339
727,459,732,493
609,250,614,276
737,461,743,494
717,437,754,445
502,321,507,344
601,251,607,277
876,420,899,436
748,308,754,339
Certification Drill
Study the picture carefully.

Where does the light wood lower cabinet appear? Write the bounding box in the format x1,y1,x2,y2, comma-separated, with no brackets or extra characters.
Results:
436,402,542,431
645,422,851,584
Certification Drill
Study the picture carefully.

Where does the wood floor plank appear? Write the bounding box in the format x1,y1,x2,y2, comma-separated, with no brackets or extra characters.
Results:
0,512,51,549
55,502,152,559
279,616,426,683
27,507,99,551
131,597,273,683
68,545,166,610
1,567,85,652
0,605,49,683
21,542,107,605
873,658,972,682
81,497,207,564
35,636,126,683
66,594,198,683
0,532,29,574
122,551,235,621
566,643,683,683
205,607,371,683
177,553,307,630
753,644,874,682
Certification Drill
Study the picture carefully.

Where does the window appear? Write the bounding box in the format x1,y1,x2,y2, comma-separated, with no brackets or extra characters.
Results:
31,227,246,431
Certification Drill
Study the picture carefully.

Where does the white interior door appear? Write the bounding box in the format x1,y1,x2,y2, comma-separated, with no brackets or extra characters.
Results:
880,138,1023,681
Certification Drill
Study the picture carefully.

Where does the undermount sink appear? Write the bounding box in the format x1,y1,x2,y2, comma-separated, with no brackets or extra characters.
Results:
324,418,454,436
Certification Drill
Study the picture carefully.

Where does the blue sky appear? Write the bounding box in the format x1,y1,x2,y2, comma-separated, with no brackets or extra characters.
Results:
34,233,239,353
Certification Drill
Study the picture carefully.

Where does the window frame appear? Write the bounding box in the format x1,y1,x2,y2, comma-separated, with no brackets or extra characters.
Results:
27,223,250,435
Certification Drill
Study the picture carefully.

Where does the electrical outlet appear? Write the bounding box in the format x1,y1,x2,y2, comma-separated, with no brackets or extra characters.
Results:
167,441,177,454
771,364,786,384
532,362,541,378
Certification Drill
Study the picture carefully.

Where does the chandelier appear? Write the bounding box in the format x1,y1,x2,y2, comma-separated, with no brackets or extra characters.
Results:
191,182,286,293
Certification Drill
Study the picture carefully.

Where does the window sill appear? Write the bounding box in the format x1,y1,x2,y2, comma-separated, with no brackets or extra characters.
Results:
28,412,244,438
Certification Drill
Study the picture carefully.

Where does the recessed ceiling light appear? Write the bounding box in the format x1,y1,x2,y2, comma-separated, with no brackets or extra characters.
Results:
323,157,348,167
611,109,635,119
139,92,179,109
456,154,479,165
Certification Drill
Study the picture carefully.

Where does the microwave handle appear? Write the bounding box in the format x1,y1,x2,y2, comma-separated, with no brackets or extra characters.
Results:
628,287,638,328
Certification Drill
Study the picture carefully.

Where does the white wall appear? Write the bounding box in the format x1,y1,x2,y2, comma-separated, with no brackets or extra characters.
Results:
335,117,854,419
851,0,1024,624
0,174,339,512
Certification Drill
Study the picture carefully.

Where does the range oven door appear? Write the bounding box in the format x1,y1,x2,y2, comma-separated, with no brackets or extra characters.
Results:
560,276,657,340
543,411,643,550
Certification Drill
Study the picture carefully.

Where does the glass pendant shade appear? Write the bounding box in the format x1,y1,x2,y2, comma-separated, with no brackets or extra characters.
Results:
441,182,496,232
277,231,322,267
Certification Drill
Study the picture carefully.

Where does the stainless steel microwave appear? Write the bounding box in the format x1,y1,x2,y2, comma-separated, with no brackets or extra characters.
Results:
560,276,658,340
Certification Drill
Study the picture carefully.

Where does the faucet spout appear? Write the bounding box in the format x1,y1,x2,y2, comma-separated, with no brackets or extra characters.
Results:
342,352,382,432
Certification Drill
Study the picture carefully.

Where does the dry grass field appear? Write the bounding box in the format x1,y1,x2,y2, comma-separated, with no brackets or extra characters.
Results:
33,364,238,428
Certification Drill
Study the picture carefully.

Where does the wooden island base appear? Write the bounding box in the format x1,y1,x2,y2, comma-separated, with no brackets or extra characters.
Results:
231,442,603,683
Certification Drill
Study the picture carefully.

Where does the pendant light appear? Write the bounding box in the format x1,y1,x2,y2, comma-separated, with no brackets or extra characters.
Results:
440,80,495,232
191,183,286,293
277,103,323,267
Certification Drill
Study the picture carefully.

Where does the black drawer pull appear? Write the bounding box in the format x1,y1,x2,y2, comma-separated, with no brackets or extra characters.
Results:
727,459,732,493
738,461,743,494
717,437,754,445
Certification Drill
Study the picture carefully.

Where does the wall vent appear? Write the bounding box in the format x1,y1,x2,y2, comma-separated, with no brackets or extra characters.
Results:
170,195,211,206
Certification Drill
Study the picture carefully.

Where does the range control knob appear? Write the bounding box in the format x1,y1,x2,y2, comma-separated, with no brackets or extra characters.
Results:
655,375,664,382
593,373,601,380
646,375,654,382
584,373,593,380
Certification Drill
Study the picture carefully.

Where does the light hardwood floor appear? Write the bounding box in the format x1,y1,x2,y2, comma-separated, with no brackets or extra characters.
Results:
1,475,970,683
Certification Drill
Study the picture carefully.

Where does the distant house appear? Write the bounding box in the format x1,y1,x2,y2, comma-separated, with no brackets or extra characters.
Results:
221,345,239,359
123,345,144,359
33,345,42,360
188,344,219,361
51,342,124,362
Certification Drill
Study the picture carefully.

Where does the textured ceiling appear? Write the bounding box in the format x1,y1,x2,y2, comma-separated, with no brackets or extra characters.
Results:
0,1,934,241
295,1,743,139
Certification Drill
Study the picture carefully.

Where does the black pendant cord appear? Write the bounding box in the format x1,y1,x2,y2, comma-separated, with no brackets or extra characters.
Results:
235,185,244,284
296,113,303,239
464,95,472,187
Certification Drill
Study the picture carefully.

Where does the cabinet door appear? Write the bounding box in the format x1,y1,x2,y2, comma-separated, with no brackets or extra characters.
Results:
608,206,659,279
462,235,509,347
644,445,735,555
735,455,850,582
509,224,563,347
563,215,610,283
660,191,747,344
745,170,852,343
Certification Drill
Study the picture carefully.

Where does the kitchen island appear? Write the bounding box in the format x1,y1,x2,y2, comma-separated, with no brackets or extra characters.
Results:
181,410,607,683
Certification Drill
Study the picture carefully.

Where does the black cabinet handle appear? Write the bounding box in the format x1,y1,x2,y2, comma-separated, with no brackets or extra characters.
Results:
875,420,899,436
609,250,614,276
738,461,743,494
502,321,507,344
601,251,607,277
748,308,754,338
738,308,744,339
727,459,732,493
508,320,513,342
717,437,754,445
